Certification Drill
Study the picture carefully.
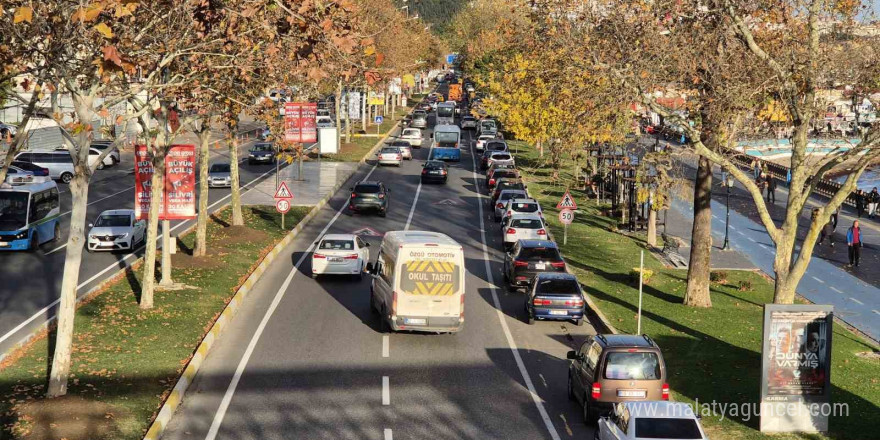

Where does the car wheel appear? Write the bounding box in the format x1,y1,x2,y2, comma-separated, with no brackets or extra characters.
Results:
355,263,364,281
575,318,585,327
28,234,39,252
527,314,535,325
60,172,73,184
53,223,61,242
97,162,105,170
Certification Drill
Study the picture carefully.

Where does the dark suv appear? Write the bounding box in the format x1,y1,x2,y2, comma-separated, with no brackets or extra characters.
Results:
567,334,669,424
503,239,566,288
349,181,390,217
525,273,586,326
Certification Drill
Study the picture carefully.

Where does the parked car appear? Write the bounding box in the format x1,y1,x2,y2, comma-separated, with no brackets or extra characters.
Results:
11,161,49,177
486,162,516,178
4,165,44,185
311,234,370,279
399,128,424,148
460,115,478,130
421,160,449,184
411,110,428,128
86,209,146,252
475,134,496,152
388,140,412,160
567,334,669,422
503,239,566,288
486,152,514,170
478,119,499,137
14,151,75,183
248,142,276,164
377,146,403,166
494,189,529,220
208,162,233,187
502,213,548,248
487,168,520,189
525,272,585,326
596,402,707,440
316,115,334,127
87,148,116,170
501,198,543,223
89,140,121,165
349,181,390,217
491,179,527,204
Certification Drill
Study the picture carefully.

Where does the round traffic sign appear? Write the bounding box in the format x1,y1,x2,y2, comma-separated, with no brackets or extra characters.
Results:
276,199,291,214
559,209,574,225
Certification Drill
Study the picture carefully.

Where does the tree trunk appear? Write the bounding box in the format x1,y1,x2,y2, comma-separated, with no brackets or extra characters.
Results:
537,139,543,158
345,94,352,143
647,209,657,247
140,155,164,309
684,156,713,308
194,126,211,257
229,123,244,226
46,173,89,397
391,93,396,118
361,89,367,132
773,241,797,304
297,143,304,181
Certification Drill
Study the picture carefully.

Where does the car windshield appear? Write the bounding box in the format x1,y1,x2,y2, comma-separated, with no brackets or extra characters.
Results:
512,202,539,212
252,144,273,152
0,192,29,230
96,214,131,227
495,171,517,179
210,164,230,173
498,183,524,192
319,239,354,250
510,218,543,228
354,184,380,193
380,147,399,154
604,352,662,380
425,162,445,169
413,111,427,118
500,191,526,202
481,121,496,129
634,418,702,439
518,246,561,261
403,129,420,136
536,278,580,294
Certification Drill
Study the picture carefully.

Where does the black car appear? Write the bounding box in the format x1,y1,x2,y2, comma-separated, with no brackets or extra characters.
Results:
11,160,49,176
504,240,566,288
421,160,448,184
248,142,276,165
525,273,586,326
349,181,390,217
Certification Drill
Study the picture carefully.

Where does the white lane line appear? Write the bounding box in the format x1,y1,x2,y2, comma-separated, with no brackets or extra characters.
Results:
382,335,389,358
872,310,880,316
736,230,745,236
849,297,864,305
382,376,390,406
403,143,435,230
0,165,277,348
729,225,736,230
468,142,561,440
203,163,379,440
747,237,756,242
811,276,825,284
830,286,844,294
712,214,719,219
384,428,393,440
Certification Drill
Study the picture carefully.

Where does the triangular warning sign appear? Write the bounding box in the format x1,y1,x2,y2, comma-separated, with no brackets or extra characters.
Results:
352,227,383,237
556,190,578,210
274,182,293,199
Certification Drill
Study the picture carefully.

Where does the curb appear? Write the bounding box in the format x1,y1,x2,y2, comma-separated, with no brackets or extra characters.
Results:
142,114,409,440
0,128,262,366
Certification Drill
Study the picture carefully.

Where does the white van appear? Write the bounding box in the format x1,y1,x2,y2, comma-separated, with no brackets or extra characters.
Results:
366,231,465,333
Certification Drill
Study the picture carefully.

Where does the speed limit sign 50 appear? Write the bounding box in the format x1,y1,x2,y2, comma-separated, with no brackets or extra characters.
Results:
559,209,574,225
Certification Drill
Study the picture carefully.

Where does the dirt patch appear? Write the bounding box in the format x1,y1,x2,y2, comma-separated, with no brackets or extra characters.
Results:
170,252,225,270
14,395,124,440
212,225,268,247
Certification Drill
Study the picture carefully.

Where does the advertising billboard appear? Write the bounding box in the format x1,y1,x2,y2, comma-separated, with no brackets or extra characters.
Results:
134,144,197,220
134,145,153,220
284,102,317,143
347,91,361,120
760,304,834,433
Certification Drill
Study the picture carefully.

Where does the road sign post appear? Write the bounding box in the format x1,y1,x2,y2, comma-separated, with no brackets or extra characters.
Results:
274,182,293,229
375,115,383,137
559,209,574,245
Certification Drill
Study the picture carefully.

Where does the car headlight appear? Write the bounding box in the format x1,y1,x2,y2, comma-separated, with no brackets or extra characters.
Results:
89,235,97,240
14,231,28,239
118,233,129,239
249,153,256,157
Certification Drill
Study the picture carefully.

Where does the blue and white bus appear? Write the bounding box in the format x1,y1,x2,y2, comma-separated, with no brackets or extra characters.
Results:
436,102,456,126
431,124,462,161
0,181,61,251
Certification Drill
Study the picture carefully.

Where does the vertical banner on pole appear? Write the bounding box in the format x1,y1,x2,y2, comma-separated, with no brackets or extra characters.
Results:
134,145,153,220
300,103,317,143
347,91,362,120
284,102,301,142
134,144,196,220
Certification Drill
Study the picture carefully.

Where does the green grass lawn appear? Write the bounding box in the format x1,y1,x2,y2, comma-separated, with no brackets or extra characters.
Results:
512,140,879,440
0,205,310,440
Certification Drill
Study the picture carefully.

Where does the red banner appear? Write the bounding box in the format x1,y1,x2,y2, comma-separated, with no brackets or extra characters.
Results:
283,102,317,143
134,144,197,220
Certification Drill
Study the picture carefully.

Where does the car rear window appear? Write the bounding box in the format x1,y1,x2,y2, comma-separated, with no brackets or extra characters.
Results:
425,162,445,169
518,247,561,261
380,147,399,154
319,240,354,250
492,154,512,160
390,142,410,147
634,418,702,439
500,191,525,201
536,278,580,294
604,352,661,380
354,184,380,193
487,142,507,150
512,203,538,212
511,218,543,228
495,170,517,179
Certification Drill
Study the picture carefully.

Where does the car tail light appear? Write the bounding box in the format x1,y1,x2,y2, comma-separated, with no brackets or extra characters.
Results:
422,169,428,174
662,383,670,400
506,228,516,234
351,193,357,198
343,254,359,260
591,383,601,400
496,203,503,209
378,194,385,199
488,178,495,186
440,170,447,175
537,229,547,235
533,298,551,306
396,155,402,160
313,253,326,259
514,260,529,267
551,262,566,269
565,299,584,307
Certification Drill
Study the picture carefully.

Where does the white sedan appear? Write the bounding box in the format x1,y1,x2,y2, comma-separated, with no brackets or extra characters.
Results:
87,209,146,252
377,147,403,166
501,198,543,223
501,213,547,249
597,402,709,440
475,134,495,151
399,128,424,148
312,234,370,279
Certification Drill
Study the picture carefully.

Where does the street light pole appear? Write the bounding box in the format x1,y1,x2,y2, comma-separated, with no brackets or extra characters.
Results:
722,172,733,250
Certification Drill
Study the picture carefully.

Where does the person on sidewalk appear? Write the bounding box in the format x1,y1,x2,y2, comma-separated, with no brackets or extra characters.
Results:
752,159,761,179
766,174,777,204
815,209,835,247
868,187,880,218
855,190,866,218
846,220,863,267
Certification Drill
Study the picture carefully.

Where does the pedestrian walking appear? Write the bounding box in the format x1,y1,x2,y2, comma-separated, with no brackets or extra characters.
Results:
752,159,761,179
757,172,768,199
855,190,866,218
831,206,839,230
816,209,835,247
868,187,880,218
766,174,777,204
847,220,863,267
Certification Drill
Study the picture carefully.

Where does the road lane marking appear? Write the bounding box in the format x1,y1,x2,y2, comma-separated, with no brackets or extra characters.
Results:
830,286,843,294
468,141,561,440
729,225,736,230
736,231,745,236
712,214,719,219
382,335,389,358
849,297,864,305
0,164,277,348
384,429,393,440
872,310,880,316
382,376,390,405
747,237,756,242
811,276,825,284
403,143,435,230
203,162,380,440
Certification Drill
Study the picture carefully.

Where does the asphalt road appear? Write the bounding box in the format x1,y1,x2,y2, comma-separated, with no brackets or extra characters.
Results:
0,122,278,357
160,106,598,439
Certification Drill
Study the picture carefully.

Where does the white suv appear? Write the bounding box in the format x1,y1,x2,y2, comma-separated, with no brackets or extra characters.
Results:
501,213,548,249
501,198,543,223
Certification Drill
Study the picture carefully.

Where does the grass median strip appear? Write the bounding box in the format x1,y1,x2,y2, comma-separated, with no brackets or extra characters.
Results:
0,205,310,440
511,140,879,440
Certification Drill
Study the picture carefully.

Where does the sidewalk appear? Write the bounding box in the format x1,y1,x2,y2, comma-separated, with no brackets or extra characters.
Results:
242,161,358,206
674,153,880,341
662,198,757,270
